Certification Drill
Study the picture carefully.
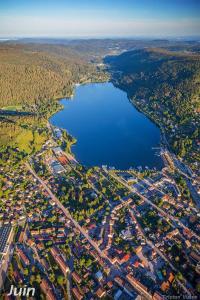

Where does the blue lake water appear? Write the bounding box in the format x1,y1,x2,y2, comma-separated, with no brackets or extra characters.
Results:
50,82,163,169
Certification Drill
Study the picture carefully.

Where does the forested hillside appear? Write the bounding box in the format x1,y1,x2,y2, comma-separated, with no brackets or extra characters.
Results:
1,43,200,166
0,44,107,107
0,43,107,155
105,49,200,168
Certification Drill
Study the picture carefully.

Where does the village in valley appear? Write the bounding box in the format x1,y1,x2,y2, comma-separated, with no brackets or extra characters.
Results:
0,124,200,300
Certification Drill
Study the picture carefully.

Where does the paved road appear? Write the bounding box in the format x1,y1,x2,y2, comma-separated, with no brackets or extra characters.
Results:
26,163,110,263
109,171,200,243
137,177,200,242
129,209,191,296
108,171,194,296
166,151,200,209
26,163,155,299
102,169,193,295
66,272,72,300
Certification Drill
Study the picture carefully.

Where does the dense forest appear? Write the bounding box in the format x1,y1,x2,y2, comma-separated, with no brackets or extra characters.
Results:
1,42,200,166
105,48,200,166
0,44,108,107
0,43,108,154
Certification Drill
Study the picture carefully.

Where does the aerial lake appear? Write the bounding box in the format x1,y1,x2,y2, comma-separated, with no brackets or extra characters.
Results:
50,82,163,169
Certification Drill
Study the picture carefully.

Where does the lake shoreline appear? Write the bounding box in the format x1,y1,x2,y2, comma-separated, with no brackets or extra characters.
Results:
50,82,163,170
109,80,171,155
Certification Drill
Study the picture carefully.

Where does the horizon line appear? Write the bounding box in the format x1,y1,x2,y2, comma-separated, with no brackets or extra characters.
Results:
1,35,200,41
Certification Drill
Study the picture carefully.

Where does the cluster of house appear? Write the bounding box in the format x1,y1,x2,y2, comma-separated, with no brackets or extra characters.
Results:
77,190,181,297
0,165,27,225
1,121,200,299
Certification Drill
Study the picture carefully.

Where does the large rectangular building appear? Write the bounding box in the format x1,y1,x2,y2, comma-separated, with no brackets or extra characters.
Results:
0,225,12,254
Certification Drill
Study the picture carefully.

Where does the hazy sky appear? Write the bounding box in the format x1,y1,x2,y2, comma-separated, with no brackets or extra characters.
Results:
0,0,200,38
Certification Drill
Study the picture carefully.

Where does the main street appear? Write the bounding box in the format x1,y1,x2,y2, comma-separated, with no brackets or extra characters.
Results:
129,209,191,296
25,163,153,299
108,171,200,243
106,170,196,296
25,163,109,263
100,168,194,295
162,148,200,209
